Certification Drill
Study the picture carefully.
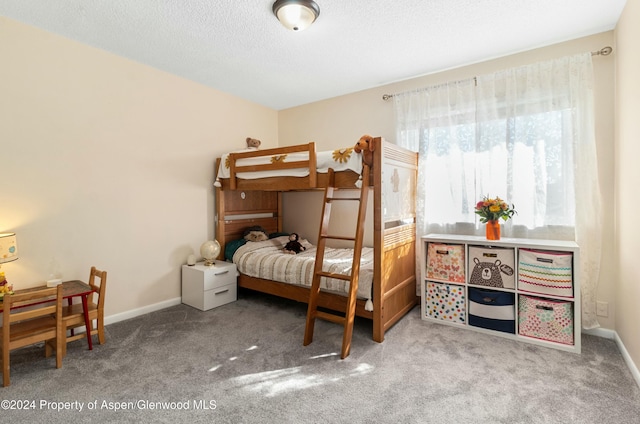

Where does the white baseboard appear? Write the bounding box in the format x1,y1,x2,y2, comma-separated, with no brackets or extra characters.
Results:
582,327,616,339
614,332,640,389
583,327,640,389
103,297,182,327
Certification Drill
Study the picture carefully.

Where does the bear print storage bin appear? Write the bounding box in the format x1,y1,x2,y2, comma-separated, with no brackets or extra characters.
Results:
468,246,515,289
426,243,465,283
518,249,573,297
518,295,574,345
425,282,466,323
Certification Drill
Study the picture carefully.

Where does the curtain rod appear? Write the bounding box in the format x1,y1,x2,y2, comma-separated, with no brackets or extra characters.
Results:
382,46,613,101
592,46,613,56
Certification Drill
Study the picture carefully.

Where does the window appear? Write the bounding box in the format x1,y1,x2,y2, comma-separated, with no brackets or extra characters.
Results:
394,53,603,328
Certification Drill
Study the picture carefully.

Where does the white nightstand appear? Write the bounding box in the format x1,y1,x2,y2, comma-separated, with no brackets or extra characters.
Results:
181,261,238,311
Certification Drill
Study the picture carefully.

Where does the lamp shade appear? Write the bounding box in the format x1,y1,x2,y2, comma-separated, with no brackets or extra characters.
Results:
273,0,320,31
0,233,18,264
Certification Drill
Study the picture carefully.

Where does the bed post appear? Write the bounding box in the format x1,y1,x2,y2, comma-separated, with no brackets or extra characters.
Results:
215,158,226,259
372,138,419,342
277,192,283,232
372,137,384,342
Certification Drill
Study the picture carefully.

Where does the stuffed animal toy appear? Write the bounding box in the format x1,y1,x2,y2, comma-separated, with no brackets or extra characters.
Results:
213,138,262,188
354,134,375,188
246,137,262,149
354,134,375,168
283,233,305,254
243,226,268,242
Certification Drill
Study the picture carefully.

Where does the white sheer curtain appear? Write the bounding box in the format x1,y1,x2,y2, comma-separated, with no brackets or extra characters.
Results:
394,54,602,329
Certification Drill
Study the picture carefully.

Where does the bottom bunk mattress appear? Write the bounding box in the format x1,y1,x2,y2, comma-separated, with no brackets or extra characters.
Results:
232,235,373,309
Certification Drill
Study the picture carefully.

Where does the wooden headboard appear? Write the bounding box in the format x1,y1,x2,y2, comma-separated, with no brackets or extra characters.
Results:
215,167,283,258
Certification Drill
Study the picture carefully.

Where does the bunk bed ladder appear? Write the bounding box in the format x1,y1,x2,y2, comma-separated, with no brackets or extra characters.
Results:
303,164,371,359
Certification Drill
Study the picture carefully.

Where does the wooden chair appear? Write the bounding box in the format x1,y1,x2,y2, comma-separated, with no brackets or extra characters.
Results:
1,284,64,387
59,266,107,355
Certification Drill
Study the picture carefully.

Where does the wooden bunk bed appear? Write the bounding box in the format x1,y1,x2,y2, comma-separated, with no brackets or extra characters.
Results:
214,138,418,343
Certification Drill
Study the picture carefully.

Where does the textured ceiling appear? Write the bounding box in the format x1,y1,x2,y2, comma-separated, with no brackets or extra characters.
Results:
0,0,626,110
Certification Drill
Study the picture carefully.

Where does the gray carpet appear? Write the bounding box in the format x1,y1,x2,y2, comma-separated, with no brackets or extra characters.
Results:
2,290,640,423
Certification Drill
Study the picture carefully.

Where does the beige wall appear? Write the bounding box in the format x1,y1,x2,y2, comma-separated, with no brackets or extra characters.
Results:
279,32,618,331
615,0,640,379
0,17,277,317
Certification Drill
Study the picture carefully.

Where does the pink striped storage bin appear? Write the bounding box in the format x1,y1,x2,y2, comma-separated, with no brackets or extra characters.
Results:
518,249,573,297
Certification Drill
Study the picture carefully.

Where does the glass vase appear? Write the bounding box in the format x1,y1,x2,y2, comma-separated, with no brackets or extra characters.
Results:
485,220,501,240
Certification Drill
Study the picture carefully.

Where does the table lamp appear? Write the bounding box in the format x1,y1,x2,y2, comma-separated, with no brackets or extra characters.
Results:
0,233,18,265
0,233,18,289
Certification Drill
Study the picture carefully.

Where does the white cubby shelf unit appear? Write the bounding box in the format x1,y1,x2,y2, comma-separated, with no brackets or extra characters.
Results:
420,234,581,353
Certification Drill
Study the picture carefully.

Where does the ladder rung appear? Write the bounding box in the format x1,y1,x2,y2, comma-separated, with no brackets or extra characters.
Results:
326,197,361,202
319,235,356,241
315,310,346,325
315,271,352,281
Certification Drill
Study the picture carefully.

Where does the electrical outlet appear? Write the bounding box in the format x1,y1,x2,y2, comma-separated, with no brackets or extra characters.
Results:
596,301,609,317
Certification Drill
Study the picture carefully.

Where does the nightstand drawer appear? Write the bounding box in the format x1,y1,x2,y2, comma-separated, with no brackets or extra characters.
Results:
202,283,237,310
182,262,236,291
202,266,236,290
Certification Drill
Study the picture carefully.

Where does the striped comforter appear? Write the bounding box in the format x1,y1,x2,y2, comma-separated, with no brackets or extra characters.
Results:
233,236,373,302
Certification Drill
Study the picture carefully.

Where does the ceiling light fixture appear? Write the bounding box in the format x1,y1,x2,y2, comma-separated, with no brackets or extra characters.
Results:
272,0,320,31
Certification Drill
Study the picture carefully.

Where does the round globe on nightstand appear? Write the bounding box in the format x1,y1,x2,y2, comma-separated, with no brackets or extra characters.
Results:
200,240,221,266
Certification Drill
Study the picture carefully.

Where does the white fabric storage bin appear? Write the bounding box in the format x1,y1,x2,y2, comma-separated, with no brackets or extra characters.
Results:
518,294,574,345
518,249,573,297
468,245,516,289
426,243,465,283
425,282,466,323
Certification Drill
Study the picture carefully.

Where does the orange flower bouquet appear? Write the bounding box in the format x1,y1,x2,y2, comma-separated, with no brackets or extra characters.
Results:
474,196,516,223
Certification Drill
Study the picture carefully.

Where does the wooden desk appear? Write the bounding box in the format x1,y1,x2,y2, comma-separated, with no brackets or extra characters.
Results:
0,280,96,350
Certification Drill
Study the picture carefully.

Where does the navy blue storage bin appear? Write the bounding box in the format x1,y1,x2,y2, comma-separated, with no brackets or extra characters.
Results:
468,288,515,334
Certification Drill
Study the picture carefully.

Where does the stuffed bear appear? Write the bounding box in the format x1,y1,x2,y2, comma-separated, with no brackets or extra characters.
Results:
354,134,375,188
243,226,268,242
283,233,305,254
354,134,375,168
246,137,261,149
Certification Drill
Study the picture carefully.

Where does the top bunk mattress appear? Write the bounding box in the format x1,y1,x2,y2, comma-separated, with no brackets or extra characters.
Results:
215,147,362,181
